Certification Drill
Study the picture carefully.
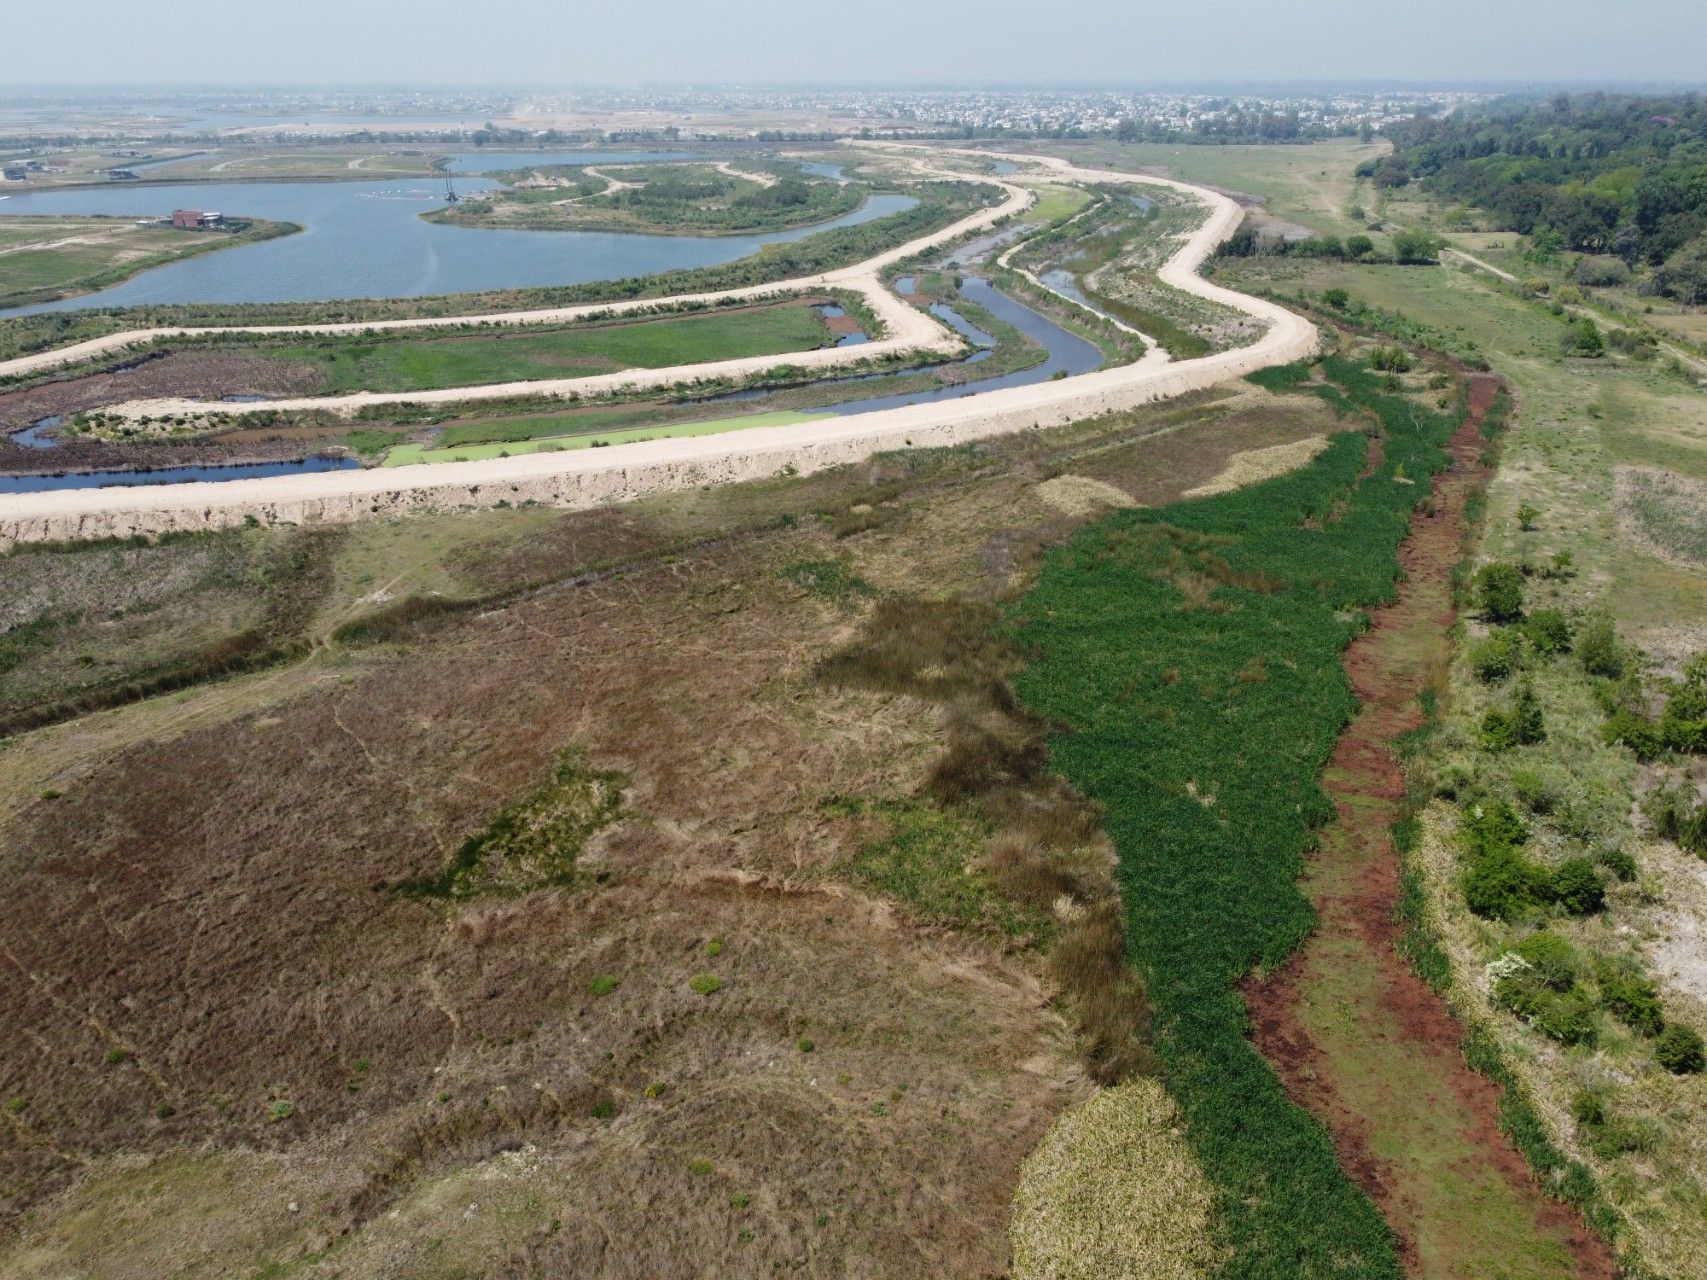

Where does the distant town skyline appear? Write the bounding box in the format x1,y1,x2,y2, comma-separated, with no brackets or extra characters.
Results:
12,0,1707,87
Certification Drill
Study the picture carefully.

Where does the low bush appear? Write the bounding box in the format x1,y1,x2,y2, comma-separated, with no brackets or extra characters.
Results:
1598,961,1664,1037
1524,609,1572,658
1655,1024,1705,1074
1475,563,1526,622
1461,800,1550,920
1603,708,1664,761
1659,652,1707,754
1550,857,1606,916
1480,681,1545,751
1577,615,1627,679
1470,628,1525,683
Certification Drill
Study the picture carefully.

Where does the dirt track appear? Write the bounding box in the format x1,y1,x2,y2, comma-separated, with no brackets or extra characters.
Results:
0,146,1317,546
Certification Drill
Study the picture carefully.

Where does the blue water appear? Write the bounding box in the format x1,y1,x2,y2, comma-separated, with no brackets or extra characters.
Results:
0,455,359,494
0,181,914,316
819,277,1100,416
10,415,62,449
814,303,870,347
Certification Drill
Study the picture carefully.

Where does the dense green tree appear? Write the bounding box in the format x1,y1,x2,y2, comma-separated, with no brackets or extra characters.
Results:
1654,236,1707,304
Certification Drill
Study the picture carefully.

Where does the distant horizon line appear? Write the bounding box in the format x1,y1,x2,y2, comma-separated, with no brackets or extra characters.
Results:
3,79,1705,94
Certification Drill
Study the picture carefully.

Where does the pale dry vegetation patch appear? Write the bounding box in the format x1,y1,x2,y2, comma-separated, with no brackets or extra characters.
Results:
1010,1079,1225,1280
1183,433,1330,498
1032,474,1140,518
1615,465,1707,569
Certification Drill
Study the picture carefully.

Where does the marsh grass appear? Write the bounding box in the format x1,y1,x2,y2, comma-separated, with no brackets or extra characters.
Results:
397,751,626,901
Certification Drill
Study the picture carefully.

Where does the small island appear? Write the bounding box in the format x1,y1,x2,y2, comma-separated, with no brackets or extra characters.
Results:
0,212,299,310
425,159,867,236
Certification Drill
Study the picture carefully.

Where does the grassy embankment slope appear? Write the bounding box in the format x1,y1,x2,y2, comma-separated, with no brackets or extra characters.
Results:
0,216,298,309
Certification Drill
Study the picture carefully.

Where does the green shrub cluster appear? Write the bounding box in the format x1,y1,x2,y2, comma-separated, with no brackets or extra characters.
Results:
1490,930,1701,1067
1480,680,1546,751
1458,800,1607,922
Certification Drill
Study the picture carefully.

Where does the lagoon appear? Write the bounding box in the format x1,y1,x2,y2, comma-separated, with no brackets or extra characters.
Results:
0,173,913,315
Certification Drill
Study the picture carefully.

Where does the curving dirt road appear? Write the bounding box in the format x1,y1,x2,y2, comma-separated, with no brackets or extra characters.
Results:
0,147,1317,546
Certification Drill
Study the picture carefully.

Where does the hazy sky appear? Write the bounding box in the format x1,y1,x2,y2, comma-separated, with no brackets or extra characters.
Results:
11,0,1707,87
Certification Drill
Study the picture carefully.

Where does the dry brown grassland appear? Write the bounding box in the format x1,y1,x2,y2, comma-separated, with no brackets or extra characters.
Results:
0,384,1336,1277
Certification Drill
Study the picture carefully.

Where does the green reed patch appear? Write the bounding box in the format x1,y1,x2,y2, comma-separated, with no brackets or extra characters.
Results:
1009,357,1459,1279
400,751,627,901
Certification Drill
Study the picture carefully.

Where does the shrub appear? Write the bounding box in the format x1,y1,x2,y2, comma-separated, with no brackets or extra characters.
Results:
688,973,723,995
1511,931,1580,990
1535,991,1599,1046
1659,652,1707,754
1346,234,1374,259
1369,344,1413,373
1562,319,1605,357
588,975,620,997
1570,1089,1606,1127
1392,228,1443,264
1656,1025,1705,1074
1597,848,1638,882
1470,628,1525,683
1482,682,1544,751
1322,288,1350,310
796,1037,815,1053
1511,682,1546,745
1509,769,1555,814
1461,800,1548,920
1603,709,1662,761
1475,563,1525,622
1599,962,1664,1037
1550,857,1606,915
1576,615,1626,678
1464,844,1547,920
1524,609,1571,657
1516,503,1542,531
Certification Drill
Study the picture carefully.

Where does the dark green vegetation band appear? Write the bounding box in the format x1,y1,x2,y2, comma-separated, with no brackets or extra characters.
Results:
1010,357,1462,1278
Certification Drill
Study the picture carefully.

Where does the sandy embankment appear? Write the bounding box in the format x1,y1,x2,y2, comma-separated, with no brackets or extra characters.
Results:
0,148,1316,547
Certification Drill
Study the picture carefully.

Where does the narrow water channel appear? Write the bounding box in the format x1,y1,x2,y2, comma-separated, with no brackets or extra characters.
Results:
3,276,1097,493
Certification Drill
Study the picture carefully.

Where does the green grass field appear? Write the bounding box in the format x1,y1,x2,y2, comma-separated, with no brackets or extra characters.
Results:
244,304,834,395
1027,185,1094,224
0,216,296,308
1032,139,1389,240
383,409,834,466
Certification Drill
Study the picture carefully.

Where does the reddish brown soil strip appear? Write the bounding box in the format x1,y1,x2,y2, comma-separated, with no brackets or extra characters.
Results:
1246,377,1619,1279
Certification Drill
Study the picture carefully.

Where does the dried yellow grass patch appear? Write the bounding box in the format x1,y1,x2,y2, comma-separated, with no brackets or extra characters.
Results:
1032,474,1140,518
1183,435,1329,499
1010,1079,1224,1280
